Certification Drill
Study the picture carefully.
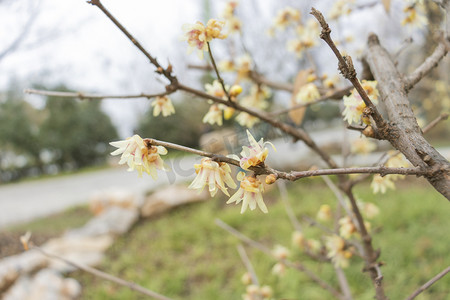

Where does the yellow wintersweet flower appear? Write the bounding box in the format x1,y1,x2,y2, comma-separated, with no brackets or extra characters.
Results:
226,172,267,213
296,83,320,103
317,204,332,221
218,59,235,72
188,157,236,197
328,0,354,20
292,231,305,249
236,112,259,128
273,7,301,30
339,216,357,239
371,174,396,194
402,5,427,27
342,80,379,125
325,235,353,268
272,244,290,259
110,135,168,179
238,130,275,170
182,19,226,59
151,96,175,117
203,104,224,126
205,80,229,99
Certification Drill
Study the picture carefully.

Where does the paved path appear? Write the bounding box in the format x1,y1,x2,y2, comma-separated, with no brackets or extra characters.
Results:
0,155,198,228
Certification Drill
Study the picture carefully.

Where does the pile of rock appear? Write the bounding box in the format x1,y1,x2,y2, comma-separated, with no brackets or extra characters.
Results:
0,185,208,299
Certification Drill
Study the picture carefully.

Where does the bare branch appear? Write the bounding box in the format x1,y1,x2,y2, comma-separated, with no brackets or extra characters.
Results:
310,7,388,131
404,38,449,91
207,42,231,101
144,137,429,180
215,219,344,300
406,266,450,300
32,246,173,300
24,89,172,100
87,0,177,84
236,245,260,287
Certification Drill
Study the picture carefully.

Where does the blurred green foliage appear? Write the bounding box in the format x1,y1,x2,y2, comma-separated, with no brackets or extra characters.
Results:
70,180,449,300
0,85,118,182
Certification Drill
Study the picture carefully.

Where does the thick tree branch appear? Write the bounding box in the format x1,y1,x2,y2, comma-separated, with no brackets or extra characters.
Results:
365,33,450,200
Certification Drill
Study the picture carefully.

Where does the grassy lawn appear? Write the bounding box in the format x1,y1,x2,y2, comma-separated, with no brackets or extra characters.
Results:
0,205,92,258
63,178,448,300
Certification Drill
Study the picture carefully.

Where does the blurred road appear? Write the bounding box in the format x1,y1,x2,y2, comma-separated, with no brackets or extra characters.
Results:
0,155,198,228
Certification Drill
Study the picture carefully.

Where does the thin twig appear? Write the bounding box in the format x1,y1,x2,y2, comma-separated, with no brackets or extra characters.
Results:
271,86,352,116
32,246,173,300
277,180,302,231
207,42,231,101
24,89,172,100
144,137,429,180
310,7,387,130
215,219,344,300
236,245,260,287
404,38,449,91
405,266,450,300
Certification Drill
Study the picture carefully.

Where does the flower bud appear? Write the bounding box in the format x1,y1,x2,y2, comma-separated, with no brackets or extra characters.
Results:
265,174,277,184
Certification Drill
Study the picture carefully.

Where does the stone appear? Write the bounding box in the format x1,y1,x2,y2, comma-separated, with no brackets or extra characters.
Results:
3,269,81,300
141,185,208,217
89,188,143,215
0,250,47,293
42,235,113,273
66,206,139,237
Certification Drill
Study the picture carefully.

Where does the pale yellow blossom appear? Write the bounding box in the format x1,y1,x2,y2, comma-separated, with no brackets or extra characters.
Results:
296,83,320,103
236,130,275,170
110,135,168,179
151,96,175,117
182,19,227,59
236,112,259,128
273,7,301,30
188,157,236,196
292,231,305,249
271,262,287,276
218,59,235,72
272,244,290,259
205,80,229,99
339,216,357,239
342,80,379,125
325,235,353,268
402,5,427,27
371,174,396,194
226,172,267,213
317,204,332,221
328,0,354,20
203,104,224,126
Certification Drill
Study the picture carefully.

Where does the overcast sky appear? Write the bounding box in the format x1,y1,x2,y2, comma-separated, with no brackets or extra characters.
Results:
0,0,426,136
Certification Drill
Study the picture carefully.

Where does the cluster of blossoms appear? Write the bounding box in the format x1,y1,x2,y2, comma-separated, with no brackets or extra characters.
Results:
371,151,410,194
286,19,320,58
221,1,242,35
271,245,290,277
151,96,175,117
241,283,273,300
202,80,243,126
342,80,379,125
182,19,227,59
295,82,320,104
188,157,236,197
402,2,427,27
110,135,168,179
328,0,354,20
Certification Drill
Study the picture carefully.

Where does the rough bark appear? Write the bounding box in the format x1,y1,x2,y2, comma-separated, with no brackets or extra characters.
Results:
365,34,450,200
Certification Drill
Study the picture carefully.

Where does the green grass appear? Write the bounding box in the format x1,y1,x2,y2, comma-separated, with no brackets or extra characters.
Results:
67,178,449,300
